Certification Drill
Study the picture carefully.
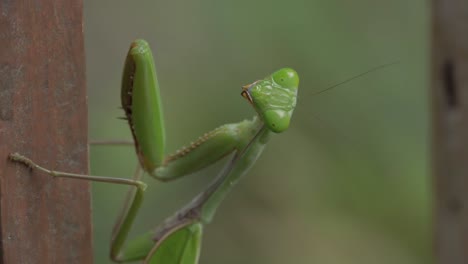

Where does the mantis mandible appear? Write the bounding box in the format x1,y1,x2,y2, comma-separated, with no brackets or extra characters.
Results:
9,39,299,263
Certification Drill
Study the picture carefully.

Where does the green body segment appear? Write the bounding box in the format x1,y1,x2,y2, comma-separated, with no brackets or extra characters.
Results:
114,222,203,263
146,223,202,264
122,39,165,171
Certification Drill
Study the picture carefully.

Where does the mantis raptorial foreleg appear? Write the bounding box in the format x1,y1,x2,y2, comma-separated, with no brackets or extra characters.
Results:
9,39,299,264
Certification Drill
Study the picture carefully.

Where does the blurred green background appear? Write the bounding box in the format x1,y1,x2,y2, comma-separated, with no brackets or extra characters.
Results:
84,1,430,263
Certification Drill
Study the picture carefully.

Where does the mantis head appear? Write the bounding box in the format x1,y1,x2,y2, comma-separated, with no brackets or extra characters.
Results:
241,68,299,133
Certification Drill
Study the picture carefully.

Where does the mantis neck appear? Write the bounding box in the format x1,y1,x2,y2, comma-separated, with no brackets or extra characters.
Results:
198,116,272,223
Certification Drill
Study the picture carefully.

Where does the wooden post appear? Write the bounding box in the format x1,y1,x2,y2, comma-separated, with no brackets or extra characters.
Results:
432,0,468,263
0,1,93,263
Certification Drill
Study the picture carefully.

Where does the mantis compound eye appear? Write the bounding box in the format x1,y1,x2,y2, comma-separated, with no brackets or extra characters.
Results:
263,109,291,133
272,68,299,89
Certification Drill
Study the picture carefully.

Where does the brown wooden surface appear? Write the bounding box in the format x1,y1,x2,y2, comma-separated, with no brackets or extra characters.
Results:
0,1,93,263
432,0,468,263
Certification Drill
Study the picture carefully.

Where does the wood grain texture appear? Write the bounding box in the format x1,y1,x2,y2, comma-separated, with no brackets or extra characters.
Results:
0,1,93,263
432,0,468,263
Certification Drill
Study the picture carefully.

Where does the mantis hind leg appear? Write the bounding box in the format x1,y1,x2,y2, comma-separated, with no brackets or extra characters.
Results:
7,153,147,263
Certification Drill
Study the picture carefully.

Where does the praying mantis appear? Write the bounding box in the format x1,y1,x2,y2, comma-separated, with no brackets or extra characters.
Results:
9,39,299,263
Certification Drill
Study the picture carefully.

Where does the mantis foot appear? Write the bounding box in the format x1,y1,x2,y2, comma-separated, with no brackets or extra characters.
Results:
8,153,36,170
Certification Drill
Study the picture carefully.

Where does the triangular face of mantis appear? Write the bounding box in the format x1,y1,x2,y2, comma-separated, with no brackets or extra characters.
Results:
145,222,203,264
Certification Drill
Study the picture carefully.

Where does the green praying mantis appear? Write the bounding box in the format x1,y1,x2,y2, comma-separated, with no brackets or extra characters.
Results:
9,39,299,263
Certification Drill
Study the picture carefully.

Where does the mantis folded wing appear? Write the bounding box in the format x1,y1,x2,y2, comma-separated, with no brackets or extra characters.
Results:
9,39,299,264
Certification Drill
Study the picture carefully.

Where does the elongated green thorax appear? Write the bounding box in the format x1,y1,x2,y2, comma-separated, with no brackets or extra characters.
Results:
121,39,166,171
242,68,299,133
